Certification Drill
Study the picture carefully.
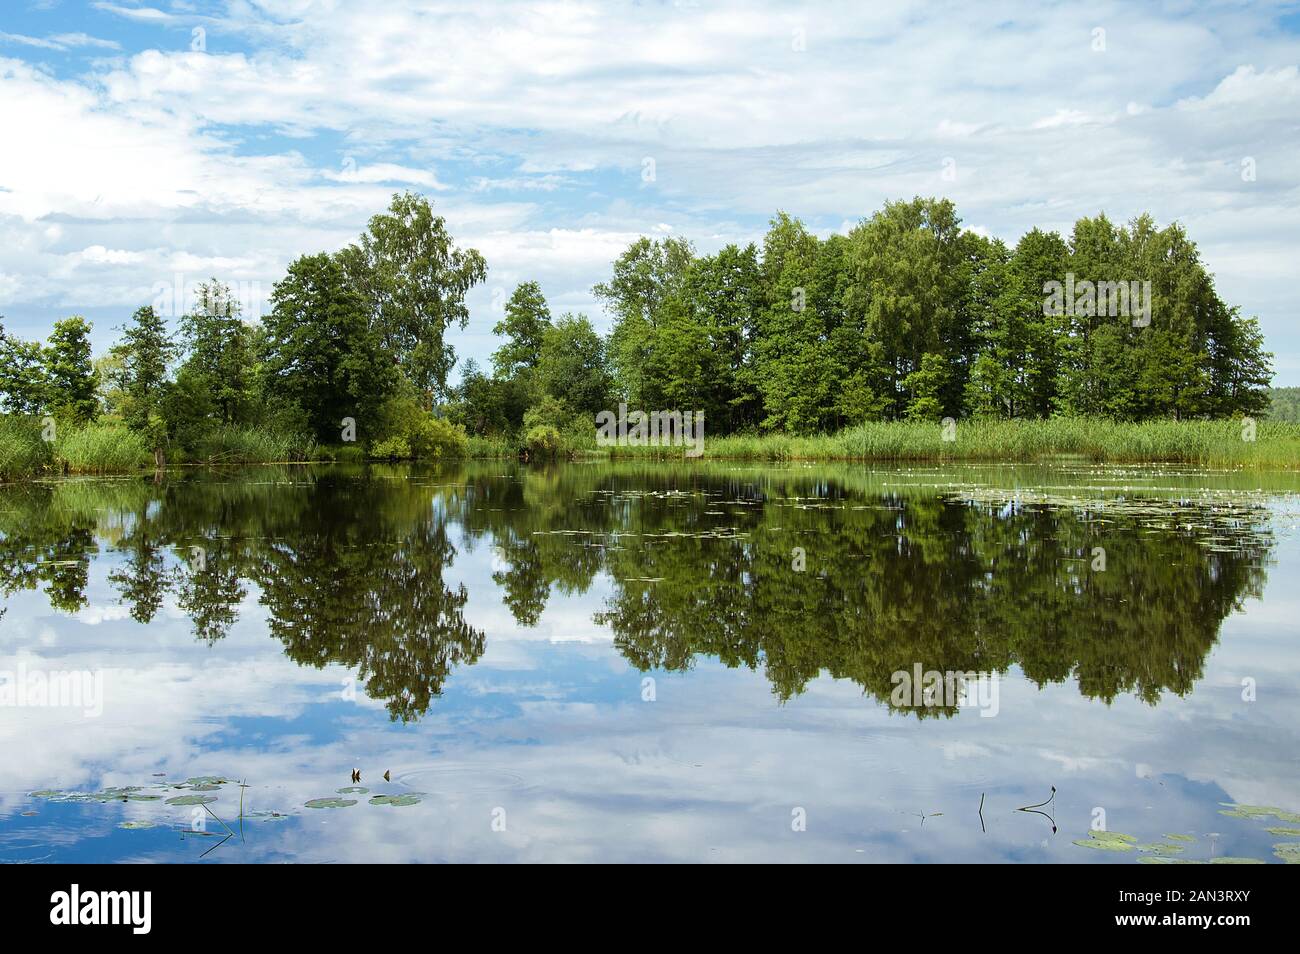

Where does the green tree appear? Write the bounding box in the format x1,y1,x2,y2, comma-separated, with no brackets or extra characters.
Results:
751,212,836,432
180,281,255,426
843,198,967,419
593,235,694,405
536,314,614,417
684,243,764,429
902,352,950,420
44,316,99,423
339,192,487,405
491,281,553,378
119,305,175,434
0,321,50,415
261,252,398,443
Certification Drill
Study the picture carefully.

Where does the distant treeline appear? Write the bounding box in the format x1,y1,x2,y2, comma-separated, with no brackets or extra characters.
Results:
1270,387,1300,423
454,197,1272,447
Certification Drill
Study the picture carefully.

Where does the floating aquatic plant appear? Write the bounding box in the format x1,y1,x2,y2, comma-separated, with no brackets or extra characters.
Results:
165,794,217,806
369,794,421,807
305,797,356,809
1072,831,1136,851
1217,803,1300,823
1137,843,1185,855
1274,843,1300,864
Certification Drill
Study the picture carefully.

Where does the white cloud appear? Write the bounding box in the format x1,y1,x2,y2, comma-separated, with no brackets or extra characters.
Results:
0,1,1297,380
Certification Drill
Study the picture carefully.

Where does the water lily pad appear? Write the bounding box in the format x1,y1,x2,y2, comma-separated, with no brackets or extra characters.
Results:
246,810,290,822
1137,843,1185,855
1218,804,1300,823
1073,831,1137,851
118,820,156,830
28,790,62,799
337,786,369,794
1273,843,1300,864
99,786,143,797
1163,833,1196,842
305,797,356,809
369,794,421,807
184,776,228,786
1265,827,1300,836
165,794,217,806
1210,856,1266,864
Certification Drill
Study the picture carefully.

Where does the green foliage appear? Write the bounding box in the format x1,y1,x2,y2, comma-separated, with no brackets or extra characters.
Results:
180,281,255,427
44,316,100,424
376,393,468,459
589,417,1300,468
492,281,552,378
521,394,575,433
570,201,1273,438
449,359,530,436
160,362,217,454
118,305,175,435
191,426,315,465
262,252,398,443
0,416,53,479
593,235,694,406
411,415,468,459
902,352,950,421
53,422,151,473
370,436,413,460
338,191,487,402
535,314,613,416
524,425,563,459
0,328,50,415
1270,387,1300,422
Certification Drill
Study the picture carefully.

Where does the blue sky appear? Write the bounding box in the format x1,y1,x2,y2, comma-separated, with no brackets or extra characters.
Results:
2,0,1299,384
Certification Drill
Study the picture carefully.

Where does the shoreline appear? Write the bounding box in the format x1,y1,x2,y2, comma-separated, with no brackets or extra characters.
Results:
4,416,1300,482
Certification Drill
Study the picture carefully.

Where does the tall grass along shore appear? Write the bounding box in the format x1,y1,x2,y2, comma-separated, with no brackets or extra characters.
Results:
478,418,1300,469
2,417,1296,480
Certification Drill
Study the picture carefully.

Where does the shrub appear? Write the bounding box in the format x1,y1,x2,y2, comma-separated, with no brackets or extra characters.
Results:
370,436,412,460
375,393,469,461
524,424,563,459
408,414,469,460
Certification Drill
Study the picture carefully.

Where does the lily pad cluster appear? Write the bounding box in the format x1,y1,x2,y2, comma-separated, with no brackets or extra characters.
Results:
23,775,282,831
1072,803,1300,864
303,791,425,809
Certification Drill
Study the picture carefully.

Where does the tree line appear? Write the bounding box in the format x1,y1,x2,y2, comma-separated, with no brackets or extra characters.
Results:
462,197,1272,444
1,193,1275,462
0,193,484,461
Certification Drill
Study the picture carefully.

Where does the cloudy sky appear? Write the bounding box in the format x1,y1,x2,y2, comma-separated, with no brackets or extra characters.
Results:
1,0,1298,383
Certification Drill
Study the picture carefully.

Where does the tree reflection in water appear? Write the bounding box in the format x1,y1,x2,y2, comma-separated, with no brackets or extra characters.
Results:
0,463,1275,721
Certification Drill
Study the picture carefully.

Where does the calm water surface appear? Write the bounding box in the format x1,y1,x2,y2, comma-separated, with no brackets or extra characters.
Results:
2,461,1299,863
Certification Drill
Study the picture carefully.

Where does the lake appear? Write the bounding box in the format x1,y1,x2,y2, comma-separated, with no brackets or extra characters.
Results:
2,461,1299,863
